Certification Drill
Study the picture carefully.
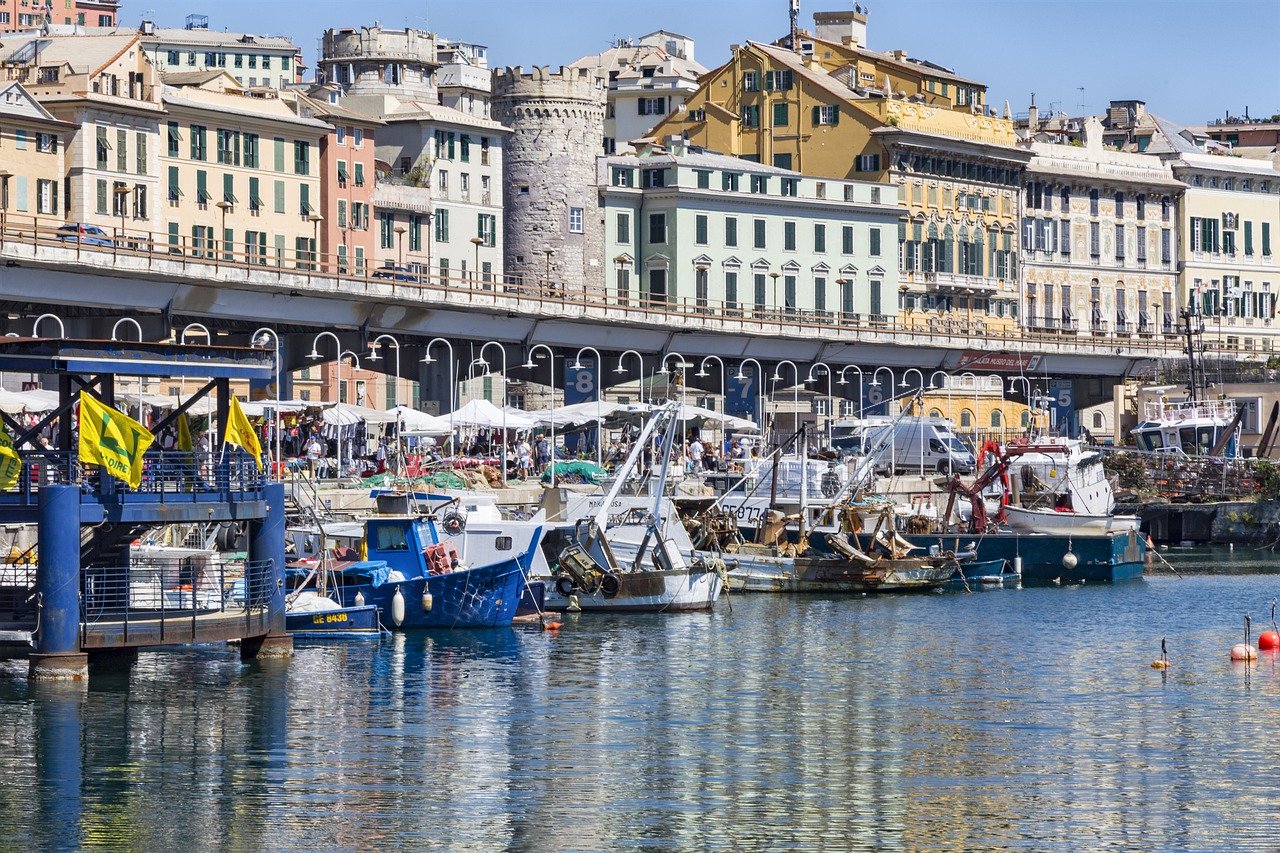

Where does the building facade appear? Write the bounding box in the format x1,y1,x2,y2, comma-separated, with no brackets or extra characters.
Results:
0,82,70,226
599,142,901,321
135,19,303,91
1020,118,1184,339
567,30,706,155
0,0,117,30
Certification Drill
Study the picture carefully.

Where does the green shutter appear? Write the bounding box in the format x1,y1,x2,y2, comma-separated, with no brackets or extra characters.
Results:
1263,222,1272,256
196,170,207,201
300,183,310,214
764,70,774,91
274,180,285,213
1244,221,1254,255
223,172,233,202
273,137,285,172
831,105,840,125
168,222,179,249
168,165,179,198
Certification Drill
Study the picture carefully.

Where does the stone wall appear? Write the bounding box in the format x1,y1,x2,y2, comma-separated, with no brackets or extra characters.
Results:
492,65,606,298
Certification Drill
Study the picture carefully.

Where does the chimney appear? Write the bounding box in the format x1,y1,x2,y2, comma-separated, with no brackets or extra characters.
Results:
667,134,686,157
1027,93,1038,129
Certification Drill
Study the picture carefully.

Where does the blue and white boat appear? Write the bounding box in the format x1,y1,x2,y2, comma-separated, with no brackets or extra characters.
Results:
317,515,542,629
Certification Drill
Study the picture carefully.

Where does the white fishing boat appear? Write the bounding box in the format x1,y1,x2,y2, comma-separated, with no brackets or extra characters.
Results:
533,402,723,613
997,439,1140,535
1131,397,1241,458
1002,505,1139,536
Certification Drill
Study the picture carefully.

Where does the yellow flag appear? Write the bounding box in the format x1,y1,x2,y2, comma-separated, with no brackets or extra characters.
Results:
225,397,263,470
78,391,155,489
176,410,193,453
0,428,21,490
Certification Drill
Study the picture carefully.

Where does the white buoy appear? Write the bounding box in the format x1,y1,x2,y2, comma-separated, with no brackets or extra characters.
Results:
391,586,406,626
1013,555,1023,575
1061,551,1078,570
1231,643,1258,661
354,590,366,607
422,591,433,613
566,594,582,613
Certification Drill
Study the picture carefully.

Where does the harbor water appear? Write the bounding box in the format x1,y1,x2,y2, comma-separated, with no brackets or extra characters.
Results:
2,547,1278,850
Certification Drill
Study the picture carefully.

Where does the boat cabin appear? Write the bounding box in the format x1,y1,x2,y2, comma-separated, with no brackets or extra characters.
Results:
1131,399,1239,458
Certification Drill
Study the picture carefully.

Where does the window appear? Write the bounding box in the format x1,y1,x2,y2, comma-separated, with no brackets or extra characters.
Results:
725,217,738,247
478,214,496,247
854,154,881,172
293,141,309,175
190,125,207,161
772,102,789,127
353,163,365,187
814,277,827,313
116,129,127,172
750,175,768,194
379,212,395,249
637,97,668,116
643,168,667,188
195,170,210,206
753,218,766,250
741,105,760,128
814,224,826,253
695,214,708,245
780,178,798,197
783,221,796,251
842,225,854,255
95,126,109,169
299,184,311,217
742,71,759,91
216,129,240,166
812,105,839,126
273,180,285,214
337,199,347,228
1263,222,1272,257
1115,225,1125,260
695,170,711,189
135,132,147,174
1161,228,1172,263
167,122,180,157
1245,221,1254,256
460,135,470,162
616,212,630,244
869,228,881,257
612,167,634,188
722,172,740,192
764,70,794,91
435,208,450,242
1114,191,1125,218
223,173,236,205
243,134,259,169
648,212,667,244
167,166,180,204
1136,226,1147,262
1089,221,1100,258
1089,188,1099,215
569,207,584,234
36,179,56,215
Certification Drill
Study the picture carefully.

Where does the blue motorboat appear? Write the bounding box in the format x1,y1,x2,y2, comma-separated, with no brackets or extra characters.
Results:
955,558,1009,584
328,516,542,629
285,600,385,639
908,531,1144,585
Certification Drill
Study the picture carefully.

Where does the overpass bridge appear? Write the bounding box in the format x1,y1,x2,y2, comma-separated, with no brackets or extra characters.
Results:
0,218,1223,413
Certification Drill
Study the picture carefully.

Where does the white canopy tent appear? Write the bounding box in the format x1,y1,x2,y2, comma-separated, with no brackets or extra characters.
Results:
443,398,538,430
320,403,399,426
389,404,453,436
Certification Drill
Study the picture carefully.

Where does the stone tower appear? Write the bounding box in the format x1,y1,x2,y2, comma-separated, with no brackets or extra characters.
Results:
319,26,440,101
491,66,606,297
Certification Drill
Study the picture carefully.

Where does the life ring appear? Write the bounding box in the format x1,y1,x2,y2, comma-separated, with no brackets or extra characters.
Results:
440,511,465,535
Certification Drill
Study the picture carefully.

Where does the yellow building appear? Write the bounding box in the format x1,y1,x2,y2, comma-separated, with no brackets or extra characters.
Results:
653,27,1030,328
160,72,328,266
0,81,71,227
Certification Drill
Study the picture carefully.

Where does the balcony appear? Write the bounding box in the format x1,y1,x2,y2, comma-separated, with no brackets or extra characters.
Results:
921,271,998,293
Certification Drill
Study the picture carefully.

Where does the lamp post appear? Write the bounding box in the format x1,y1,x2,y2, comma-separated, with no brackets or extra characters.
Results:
470,235,485,289
179,323,211,448
696,355,728,459
837,365,865,418
366,333,402,408
769,271,781,320
215,199,232,268
870,366,896,471
835,277,850,325
927,369,949,424
32,312,66,339
422,337,456,453
806,361,834,450
523,344,556,483
476,340,509,485
250,327,282,476
572,346,604,468
662,350,689,459
308,331,357,478
394,224,407,268
112,317,145,421
899,368,926,477
734,357,766,445
1009,376,1034,437
615,349,646,405
958,371,978,440
986,373,1005,441
771,359,802,450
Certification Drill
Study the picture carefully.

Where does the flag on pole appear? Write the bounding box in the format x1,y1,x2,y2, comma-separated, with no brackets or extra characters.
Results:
78,391,155,489
0,428,21,490
225,396,263,470
176,410,193,453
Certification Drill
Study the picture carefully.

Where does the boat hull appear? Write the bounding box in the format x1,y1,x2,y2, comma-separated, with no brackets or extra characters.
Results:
542,568,722,612
1003,506,1141,536
724,550,956,593
337,555,531,629
956,558,1009,584
286,604,382,638
905,530,1145,584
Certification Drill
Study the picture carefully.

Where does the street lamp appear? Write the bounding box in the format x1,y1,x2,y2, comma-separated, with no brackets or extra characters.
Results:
32,312,66,339
806,362,834,450
662,350,689,458
734,357,766,442
476,340,509,485
394,224,407,268
771,359,802,448
470,235,485,289
769,271,781,320
250,327,282,476
696,355,728,458
837,364,865,416
308,331,359,478
215,199,232,267
615,349,647,405
927,369,950,424
421,337,456,453
1009,375,1034,436
571,346,604,468
366,333,402,408
900,367,926,478
958,371,979,439
523,344,556,483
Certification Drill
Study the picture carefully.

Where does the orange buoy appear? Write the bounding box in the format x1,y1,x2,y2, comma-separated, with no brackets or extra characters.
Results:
1259,631,1280,650
1151,637,1171,669
1150,659,1170,670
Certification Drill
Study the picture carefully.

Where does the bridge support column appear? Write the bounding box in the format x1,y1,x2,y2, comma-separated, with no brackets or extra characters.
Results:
29,484,87,681
242,482,292,660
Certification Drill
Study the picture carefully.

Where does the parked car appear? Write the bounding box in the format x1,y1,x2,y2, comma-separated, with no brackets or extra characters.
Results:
55,223,114,248
371,265,419,282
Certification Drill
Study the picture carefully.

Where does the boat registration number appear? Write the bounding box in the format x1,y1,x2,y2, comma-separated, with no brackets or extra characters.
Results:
311,613,349,624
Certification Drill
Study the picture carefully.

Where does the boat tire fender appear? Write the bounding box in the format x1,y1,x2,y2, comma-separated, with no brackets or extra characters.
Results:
600,573,621,599
441,511,465,536
555,575,576,597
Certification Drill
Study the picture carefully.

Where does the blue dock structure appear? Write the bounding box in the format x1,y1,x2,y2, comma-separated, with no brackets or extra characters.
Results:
0,336,291,680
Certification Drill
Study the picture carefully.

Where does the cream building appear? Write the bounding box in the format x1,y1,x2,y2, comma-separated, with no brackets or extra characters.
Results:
160,74,328,266
1020,117,1184,339
0,81,71,226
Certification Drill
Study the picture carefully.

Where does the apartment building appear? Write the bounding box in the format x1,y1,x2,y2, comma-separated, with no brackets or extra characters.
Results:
1020,117,1183,339
135,17,302,91
5,33,165,237
0,81,71,225
160,75,328,266
599,141,902,320
0,0,117,31
567,30,707,154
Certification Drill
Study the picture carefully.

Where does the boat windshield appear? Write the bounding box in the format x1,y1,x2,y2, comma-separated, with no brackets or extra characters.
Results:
1197,426,1216,455
1135,430,1161,452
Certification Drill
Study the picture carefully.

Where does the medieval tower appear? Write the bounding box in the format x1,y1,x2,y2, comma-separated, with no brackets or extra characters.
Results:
491,66,606,297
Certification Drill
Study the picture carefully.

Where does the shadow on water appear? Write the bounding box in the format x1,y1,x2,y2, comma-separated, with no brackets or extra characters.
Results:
0,550,1279,850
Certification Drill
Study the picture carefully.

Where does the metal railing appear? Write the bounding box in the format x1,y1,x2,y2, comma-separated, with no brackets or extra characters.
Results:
3,214,1276,359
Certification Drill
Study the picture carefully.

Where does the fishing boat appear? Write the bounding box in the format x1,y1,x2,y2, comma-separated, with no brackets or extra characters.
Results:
533,402,723,613
994,438,1140,536
954,558,1010,585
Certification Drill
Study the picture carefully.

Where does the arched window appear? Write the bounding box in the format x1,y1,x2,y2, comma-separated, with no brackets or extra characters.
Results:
929,408,943,418
960,409,973,428
1020,410,1031,428
990,410,1003,427
1093,412,1105,429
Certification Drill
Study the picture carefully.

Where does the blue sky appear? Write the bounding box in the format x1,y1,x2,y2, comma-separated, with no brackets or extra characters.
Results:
133,0,1278,125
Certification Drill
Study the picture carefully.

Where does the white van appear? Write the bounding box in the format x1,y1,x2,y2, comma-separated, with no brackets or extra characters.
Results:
883,417,975,474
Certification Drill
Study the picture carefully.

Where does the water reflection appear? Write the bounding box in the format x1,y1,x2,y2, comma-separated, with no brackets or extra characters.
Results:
0,560,1278,849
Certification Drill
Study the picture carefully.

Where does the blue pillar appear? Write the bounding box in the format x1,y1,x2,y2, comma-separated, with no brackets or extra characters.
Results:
243,482,292,659
30,484,87,680
34,684,84,848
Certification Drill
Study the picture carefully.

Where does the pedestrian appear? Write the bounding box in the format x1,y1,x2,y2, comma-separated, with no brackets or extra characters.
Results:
689,436,705,472
305,433,323,479
536,434,550,473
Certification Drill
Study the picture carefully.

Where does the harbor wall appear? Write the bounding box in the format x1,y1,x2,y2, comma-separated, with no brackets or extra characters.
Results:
1137,500,1280,546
